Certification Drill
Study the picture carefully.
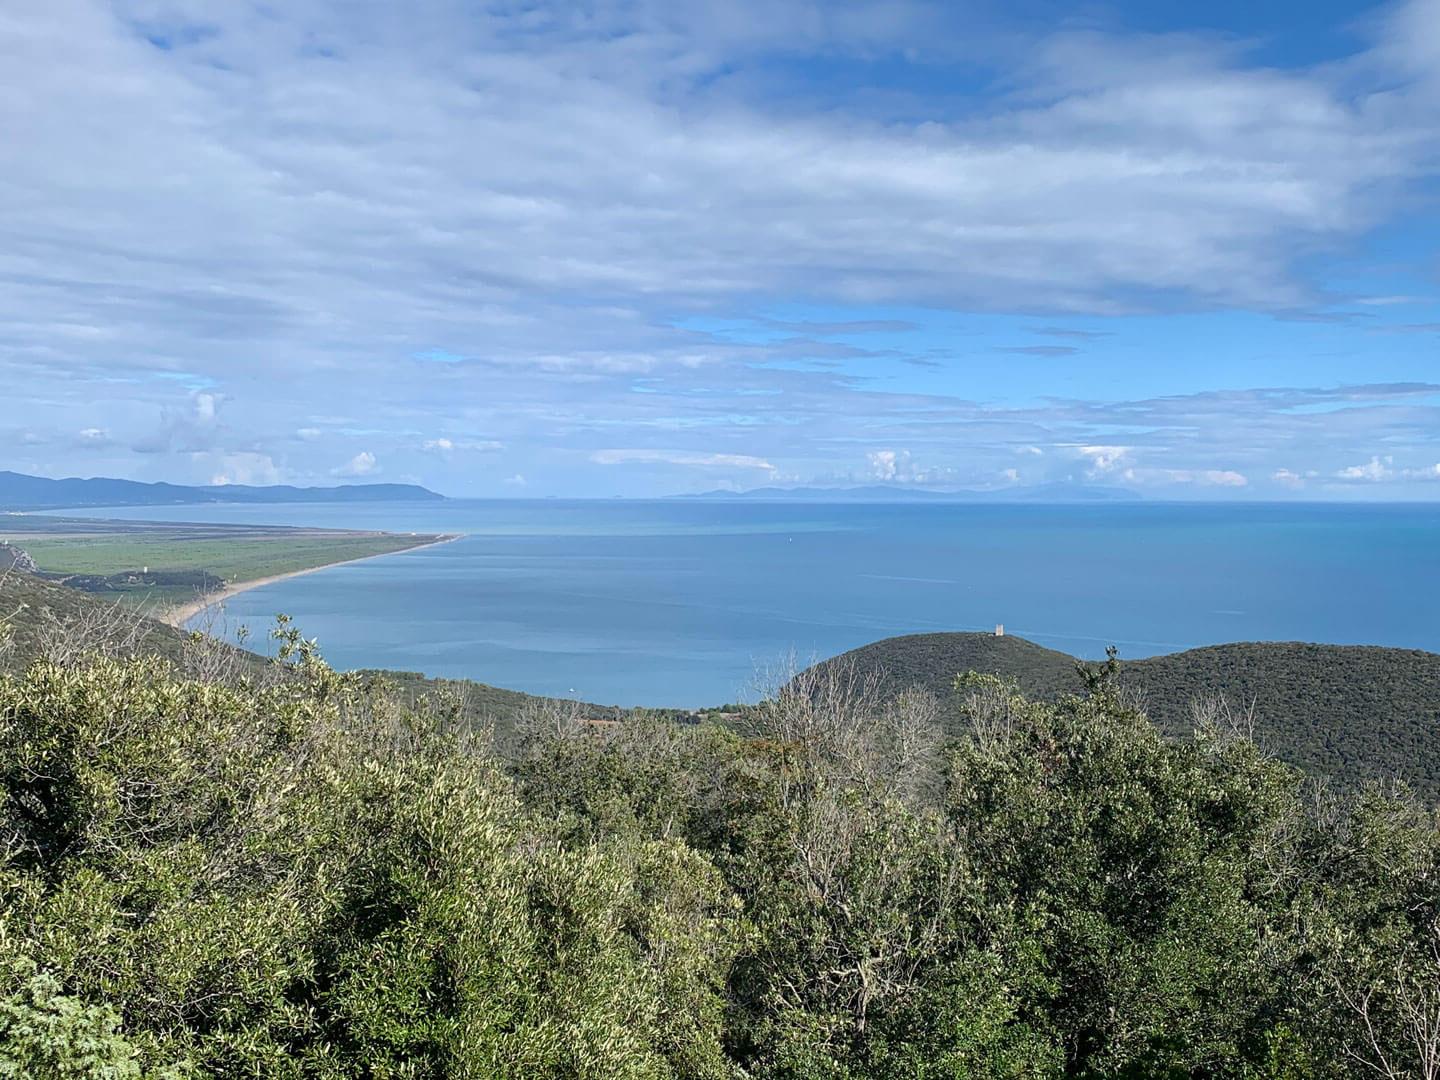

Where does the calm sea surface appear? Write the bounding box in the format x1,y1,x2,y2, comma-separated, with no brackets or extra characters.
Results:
50,500,1440,707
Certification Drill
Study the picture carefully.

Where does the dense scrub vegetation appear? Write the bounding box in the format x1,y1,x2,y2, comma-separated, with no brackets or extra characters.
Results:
0,571,206,671
819,632,1440,800
3,616,1439,1077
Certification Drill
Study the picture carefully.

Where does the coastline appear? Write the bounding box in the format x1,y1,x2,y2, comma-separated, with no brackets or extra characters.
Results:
161,533,463,629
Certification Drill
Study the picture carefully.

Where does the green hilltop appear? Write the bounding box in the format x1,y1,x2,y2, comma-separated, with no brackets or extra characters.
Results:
813,631,1440,799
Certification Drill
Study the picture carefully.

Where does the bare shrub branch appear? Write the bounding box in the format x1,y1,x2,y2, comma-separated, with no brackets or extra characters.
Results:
29,595,153,667
1337,917,1440,1080
1190,693,1258,743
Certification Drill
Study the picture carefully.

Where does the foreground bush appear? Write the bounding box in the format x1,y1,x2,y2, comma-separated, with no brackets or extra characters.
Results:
2,650,1437,1077
0,657,736,1077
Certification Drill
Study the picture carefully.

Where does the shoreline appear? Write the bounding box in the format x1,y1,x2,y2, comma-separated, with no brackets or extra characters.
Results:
161,533,463,629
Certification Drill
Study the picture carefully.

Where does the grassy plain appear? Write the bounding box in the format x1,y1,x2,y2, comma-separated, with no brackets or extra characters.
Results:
1,516,453,613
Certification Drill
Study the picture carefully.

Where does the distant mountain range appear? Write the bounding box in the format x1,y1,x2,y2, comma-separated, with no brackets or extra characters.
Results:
677,482,1140,503
0,470,445,510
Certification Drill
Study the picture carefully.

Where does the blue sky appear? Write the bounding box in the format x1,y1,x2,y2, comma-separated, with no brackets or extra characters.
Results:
2,0,1439,499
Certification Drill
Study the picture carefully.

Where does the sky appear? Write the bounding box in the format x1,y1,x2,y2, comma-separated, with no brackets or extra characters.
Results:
2,0,1439,500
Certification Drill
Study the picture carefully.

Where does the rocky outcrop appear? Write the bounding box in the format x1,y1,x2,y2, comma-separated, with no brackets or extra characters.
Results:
0,543,39,574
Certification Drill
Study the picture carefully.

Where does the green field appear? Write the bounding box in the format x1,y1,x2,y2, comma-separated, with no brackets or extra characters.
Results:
1,517,450,610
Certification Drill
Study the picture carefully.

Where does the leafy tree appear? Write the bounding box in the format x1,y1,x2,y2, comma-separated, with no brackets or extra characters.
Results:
936,674,1319,1076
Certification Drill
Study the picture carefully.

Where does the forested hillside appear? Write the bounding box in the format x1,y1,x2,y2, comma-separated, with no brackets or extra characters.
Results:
0,570,203,670
3,643,1438,1077
816,632,1440,799
0,571,613,741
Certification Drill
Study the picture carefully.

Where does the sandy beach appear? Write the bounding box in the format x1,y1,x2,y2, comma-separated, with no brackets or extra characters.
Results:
161,533,462,629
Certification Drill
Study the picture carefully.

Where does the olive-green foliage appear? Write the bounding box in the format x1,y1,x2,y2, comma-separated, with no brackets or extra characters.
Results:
1295,788,1440,1076
0,573,201,674
1132,643,1440,800
515,666,1440,1079
0,656,738,1078
4,644,1439,1078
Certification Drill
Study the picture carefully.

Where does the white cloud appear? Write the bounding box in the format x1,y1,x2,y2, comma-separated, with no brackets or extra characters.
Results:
1337,455,1394,482
591,449,776,470
1213,471,1248,488
502,473,527,487
130,391,226,455
867,449,909,481
1076,445,1133,475
1333,456,1440,483
1272,468,1306,488
3,2,1440,495
1192,470,1248,488
332,451,378,477
210,452,281,486
857,448,960,485
1123,467,1248,488
422,437,503,453
1,0,1435,376
1396,462,1440,482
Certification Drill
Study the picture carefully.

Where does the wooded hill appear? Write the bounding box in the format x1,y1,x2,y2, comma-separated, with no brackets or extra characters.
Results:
0,571,203,669
811,632,1440,800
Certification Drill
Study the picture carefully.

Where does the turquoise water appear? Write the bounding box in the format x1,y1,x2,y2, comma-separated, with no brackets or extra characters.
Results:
55,500,1440,707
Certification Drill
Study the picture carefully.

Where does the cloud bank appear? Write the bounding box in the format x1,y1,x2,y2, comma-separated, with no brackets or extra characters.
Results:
2,0,1439,496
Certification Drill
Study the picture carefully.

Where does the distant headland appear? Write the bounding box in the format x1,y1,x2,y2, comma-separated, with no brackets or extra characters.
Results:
0,470,445,510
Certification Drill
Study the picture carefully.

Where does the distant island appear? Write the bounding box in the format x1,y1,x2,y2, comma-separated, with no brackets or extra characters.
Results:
676,481,1141,503
0,469,445,510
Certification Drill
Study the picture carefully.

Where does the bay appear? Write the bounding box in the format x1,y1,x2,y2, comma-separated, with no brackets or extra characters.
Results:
54,499,1440,707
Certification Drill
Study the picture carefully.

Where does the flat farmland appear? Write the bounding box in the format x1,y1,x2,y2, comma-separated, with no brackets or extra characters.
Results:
1,516,455,615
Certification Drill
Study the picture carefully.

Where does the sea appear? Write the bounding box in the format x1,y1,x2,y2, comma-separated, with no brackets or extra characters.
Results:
45,500,1440,708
